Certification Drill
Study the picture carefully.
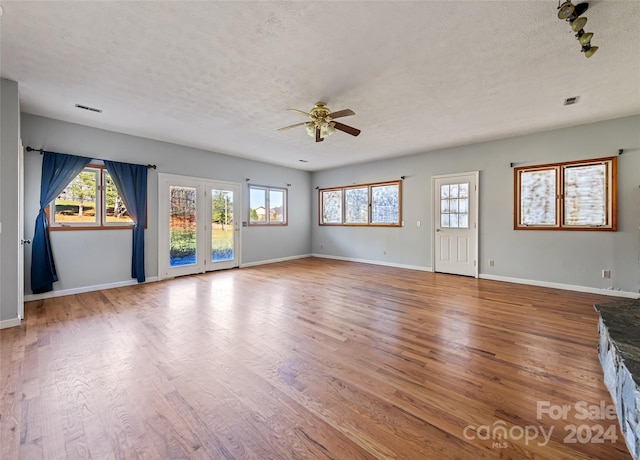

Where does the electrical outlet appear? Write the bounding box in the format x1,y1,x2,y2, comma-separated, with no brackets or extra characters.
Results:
602,270,611,278
489,259,495,267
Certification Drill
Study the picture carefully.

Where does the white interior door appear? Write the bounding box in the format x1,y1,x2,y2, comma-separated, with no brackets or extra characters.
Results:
18,141,25,319
433,171,479,277
158,174,240,280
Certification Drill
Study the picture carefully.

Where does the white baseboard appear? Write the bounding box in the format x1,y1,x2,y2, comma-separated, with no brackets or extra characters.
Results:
479,274,640,299
24,254,309,301
240,253,312,268
21,259,637,304
24,254,313,301
311,253,433,272
0,317,21,330
24,276,160,302
312,255,638,298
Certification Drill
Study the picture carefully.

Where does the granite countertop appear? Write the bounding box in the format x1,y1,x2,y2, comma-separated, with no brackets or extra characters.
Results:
594,299,640,386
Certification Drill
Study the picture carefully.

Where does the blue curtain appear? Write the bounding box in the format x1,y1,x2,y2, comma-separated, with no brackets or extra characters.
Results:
104,160,148,283
31,152,92,293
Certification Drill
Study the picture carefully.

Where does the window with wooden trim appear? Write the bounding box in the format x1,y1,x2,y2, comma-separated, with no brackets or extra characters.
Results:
248,184,288,225
49,164,139,230
319,180,401,226
514,156,616,230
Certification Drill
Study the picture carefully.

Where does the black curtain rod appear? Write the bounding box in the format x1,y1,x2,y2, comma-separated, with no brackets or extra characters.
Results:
26,146,157,169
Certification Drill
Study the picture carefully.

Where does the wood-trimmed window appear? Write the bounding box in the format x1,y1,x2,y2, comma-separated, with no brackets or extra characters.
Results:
514,156,616,231
319,180,402,226
48,164,143,231
248,184,288,226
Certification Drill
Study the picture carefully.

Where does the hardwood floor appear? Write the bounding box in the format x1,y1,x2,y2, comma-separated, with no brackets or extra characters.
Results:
0,258,631,459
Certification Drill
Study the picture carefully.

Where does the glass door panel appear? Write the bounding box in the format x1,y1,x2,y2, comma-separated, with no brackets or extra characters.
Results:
439,182,470,229
207,182,239,271
159,175,204,279
170,186,198,267
211,189,234,263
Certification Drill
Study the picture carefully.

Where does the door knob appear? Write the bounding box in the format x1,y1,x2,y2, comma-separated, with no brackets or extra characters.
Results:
21,239,31,245
436,229,441,232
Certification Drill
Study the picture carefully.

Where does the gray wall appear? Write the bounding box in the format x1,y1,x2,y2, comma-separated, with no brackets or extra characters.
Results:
21,114,312,294
16,112,640,299
0,78,20,323
312,115,640,295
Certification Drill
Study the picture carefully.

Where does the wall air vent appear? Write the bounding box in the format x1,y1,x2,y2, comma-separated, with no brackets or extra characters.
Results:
75,104,103,113
564,96,579,106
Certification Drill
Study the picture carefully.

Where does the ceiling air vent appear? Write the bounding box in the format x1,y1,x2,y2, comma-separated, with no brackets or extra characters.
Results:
75,104,102,113
564,96,579,106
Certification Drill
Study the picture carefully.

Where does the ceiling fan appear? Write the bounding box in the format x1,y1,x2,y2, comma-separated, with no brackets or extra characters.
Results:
278,102,361,143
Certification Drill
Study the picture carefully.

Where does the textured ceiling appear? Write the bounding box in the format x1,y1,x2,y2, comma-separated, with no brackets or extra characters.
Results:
1,1,639,171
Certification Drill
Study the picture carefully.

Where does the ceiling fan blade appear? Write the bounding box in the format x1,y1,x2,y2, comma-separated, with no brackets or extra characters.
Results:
277,122,308,131
333,121,361,137
327,109,355,119
316,126,324,142
288,108,311,117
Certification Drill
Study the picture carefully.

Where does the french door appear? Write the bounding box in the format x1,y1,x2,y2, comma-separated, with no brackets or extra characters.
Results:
158,174,240,279
432,171,479,277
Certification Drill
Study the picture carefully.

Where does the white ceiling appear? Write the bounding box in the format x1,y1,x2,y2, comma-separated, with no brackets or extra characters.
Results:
1,1,639,171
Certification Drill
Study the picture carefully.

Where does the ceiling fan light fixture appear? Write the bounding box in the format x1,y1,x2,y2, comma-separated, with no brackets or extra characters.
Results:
280,102,360,141
571,16,587,32
322,122,336,137
306,120,335,138
557,1,575,19
305,122,315,137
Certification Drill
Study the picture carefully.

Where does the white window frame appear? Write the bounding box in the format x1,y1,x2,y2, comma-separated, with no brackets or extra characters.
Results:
248,184,288,226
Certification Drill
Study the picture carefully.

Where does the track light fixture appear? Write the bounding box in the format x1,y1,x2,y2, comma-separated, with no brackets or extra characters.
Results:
576,30,593,46
570,16,587,32
557,1,598,58
583,44,598,58
557,1,575,19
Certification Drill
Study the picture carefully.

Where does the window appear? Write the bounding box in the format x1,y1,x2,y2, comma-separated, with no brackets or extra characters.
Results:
104,170,133,224
514,156,616,230
319,180,401,226
440,182,470,228
49,164,135,230
321,189,342,224
249,184,287,225
345,187,368,224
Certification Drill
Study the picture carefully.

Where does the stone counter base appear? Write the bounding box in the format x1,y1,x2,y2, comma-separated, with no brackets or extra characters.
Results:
597,300,640,460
